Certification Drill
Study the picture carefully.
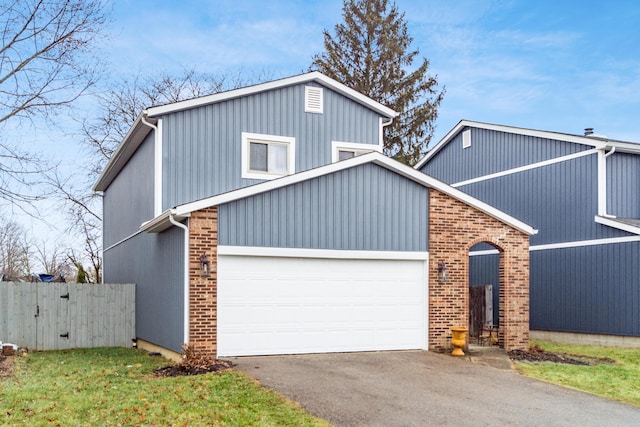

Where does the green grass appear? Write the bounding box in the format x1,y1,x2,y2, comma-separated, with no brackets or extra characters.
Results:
514,340,640,407
0,348,330,426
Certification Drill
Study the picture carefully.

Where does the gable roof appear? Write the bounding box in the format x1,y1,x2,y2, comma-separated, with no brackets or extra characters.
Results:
415,120,640,170
145,71,398,118
94,72,398,193
140,152,537,236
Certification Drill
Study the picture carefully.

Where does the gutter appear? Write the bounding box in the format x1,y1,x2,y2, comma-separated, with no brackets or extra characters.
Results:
168,213,190,345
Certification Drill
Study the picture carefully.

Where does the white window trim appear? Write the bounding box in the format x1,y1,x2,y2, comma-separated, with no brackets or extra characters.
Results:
331,141,380,163
241,132,296,180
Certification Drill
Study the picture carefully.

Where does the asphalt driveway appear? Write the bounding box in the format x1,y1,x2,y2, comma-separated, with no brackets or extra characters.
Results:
233,350,640,426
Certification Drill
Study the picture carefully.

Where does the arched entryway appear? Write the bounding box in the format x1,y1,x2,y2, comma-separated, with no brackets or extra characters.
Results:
428,189,531,352
468,242,501,346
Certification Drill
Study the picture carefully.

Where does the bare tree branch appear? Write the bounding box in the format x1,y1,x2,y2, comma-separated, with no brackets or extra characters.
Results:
0,0,106,123
0,0,107,209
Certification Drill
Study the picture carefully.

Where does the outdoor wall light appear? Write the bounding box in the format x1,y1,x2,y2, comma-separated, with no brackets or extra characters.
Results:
437,262,449,282
200,254,211,278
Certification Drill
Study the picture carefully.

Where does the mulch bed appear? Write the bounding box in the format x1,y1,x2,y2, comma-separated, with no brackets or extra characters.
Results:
508,345,615,366
154,359,234,377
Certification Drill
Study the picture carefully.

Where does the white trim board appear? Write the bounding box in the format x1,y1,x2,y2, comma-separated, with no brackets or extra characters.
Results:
218,245,429,261
452,149,598,188
531,235,640,251
103,230,144,252
469,235,640,255
469,249,500,256
595,216,640,236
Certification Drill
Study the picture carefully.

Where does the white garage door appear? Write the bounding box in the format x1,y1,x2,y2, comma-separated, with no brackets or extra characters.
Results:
217,253,427,357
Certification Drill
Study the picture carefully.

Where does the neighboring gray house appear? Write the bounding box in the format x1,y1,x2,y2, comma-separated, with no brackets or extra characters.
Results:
416,120,640,346
94,75,535,359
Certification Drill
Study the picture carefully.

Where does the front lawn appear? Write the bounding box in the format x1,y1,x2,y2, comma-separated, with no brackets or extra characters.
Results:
0,347,329,426
514,340,640,407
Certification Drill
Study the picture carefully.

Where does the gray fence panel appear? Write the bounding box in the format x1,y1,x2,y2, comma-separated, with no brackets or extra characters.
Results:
0,283,135,350
0,283,38,347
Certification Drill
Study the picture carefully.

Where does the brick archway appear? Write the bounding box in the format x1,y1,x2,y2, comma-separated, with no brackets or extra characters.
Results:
428,189,530,352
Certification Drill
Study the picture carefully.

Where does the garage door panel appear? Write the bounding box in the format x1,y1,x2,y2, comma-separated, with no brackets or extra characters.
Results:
218,255,427,356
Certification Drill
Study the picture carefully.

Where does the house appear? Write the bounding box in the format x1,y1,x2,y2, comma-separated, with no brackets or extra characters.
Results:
416,120,640,347
94,74,535,360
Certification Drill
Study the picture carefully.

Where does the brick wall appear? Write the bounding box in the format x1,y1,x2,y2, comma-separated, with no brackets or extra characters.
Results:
428,189,530,352
188,207,218,357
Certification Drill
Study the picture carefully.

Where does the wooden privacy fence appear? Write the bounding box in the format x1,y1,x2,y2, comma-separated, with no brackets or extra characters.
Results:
0,283,135,351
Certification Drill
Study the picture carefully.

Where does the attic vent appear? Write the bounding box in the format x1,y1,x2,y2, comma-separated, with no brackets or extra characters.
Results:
462,129,471,148
305,86,323,114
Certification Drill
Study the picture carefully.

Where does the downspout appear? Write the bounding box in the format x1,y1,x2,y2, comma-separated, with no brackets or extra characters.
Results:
379,116,394,149
597,144,616,218
169,213,190,345
141,113,163,217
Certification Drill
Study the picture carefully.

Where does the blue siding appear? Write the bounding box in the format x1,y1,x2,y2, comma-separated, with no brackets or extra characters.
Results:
608,152,640,218
103,133,154,247
421,128,589,184
460,154,632,246
103,228,184,353
218,163,428,251
162,82,383,209
530,241,640,336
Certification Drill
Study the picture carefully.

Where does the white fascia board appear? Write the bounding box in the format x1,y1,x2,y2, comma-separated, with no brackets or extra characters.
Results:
608,140,640,154
414,120,609,170
175,151,537,236
145,72,398,119
94,114,154,191
218,245,428,260
368,155,538,236
175,152,381,215
139,209,190,233
594,216,640,235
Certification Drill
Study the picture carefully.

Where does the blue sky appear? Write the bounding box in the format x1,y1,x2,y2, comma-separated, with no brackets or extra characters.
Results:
105,0,640,143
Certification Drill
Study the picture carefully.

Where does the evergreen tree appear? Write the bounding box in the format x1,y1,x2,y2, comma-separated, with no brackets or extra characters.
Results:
75,263,88,284
311,0,444,165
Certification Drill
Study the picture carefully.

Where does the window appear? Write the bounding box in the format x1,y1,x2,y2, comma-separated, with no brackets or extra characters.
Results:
331,141,378,163
242,132,295,180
